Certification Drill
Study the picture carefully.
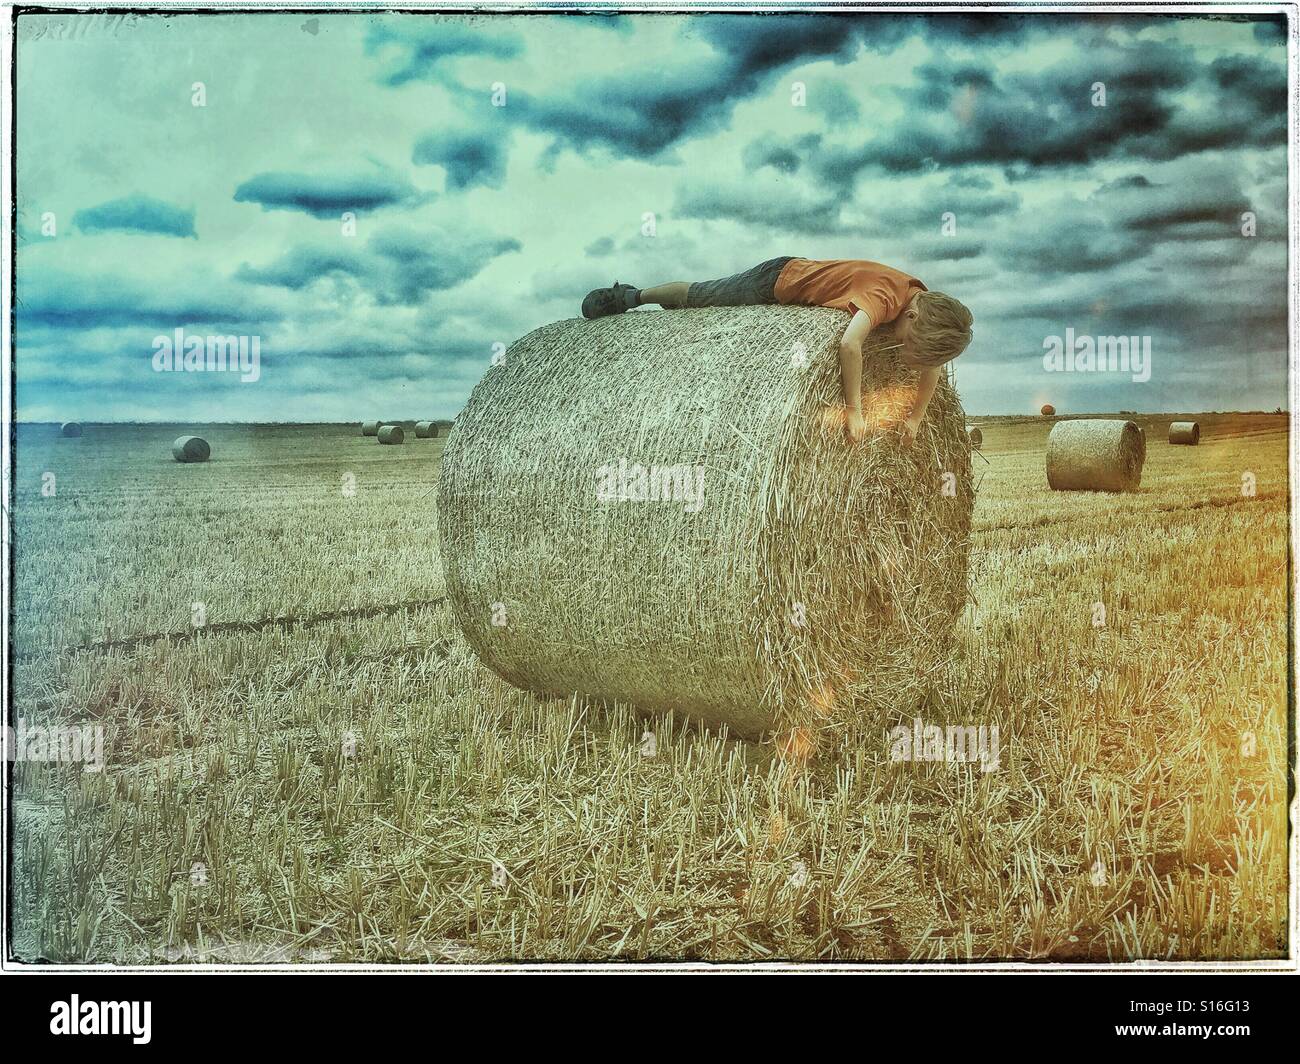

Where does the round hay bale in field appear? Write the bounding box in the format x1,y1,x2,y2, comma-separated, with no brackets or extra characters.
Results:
438,306,974,740
172,436,211,463
60,422,82,438
1045,419,1144,492
966,425,982,449
361,421,381,436
1168,420,1200,445
377,425,404,445
1040,404,1056,416
415,421,435,438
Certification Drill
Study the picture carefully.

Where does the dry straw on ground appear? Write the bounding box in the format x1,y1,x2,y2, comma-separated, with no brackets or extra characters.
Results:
1045,418,1145,492
377,425,404,445
438,306,974,740
361,421,381,436
60,422,82,438
967,426,983,449
1168,420,1201,445
171,436,210,463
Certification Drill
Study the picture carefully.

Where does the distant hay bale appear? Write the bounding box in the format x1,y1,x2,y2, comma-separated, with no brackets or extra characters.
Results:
361,421,381,436
377,425,404,445
60,422,82,437
1040,404,1056,416
172,436,210,463
438,306,974,740
1168,420,1201,445
966,426,982,449
415,421,435,438
435,419,455,435
1046,419,1145,492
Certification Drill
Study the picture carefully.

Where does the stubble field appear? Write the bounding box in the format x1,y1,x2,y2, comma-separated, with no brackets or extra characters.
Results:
7,413,1291,963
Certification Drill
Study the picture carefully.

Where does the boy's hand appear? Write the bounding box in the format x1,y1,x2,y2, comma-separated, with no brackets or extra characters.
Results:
844,408,866,442
896,415,922,445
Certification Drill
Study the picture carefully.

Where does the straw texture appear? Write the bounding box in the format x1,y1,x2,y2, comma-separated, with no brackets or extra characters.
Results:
172,436,210,463
378,425,405,445
361,421,381,436
1046,419,1145,492
1168,420,1200,445
967,426,983,449
438,307,974,739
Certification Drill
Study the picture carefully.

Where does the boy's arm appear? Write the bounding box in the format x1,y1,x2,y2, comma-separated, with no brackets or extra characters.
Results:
901,366,942,443
839,310,872,441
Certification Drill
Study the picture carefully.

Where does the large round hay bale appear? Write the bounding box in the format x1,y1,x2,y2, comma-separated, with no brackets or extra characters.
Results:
966,426,982,449
60,422,82,438
377,425,404,445
1045,419,1144,492
415,421,435,438
172,436,210,463
438,307,974,740
361,421,381,436
1168,420,1200,445
1040,404,1056,416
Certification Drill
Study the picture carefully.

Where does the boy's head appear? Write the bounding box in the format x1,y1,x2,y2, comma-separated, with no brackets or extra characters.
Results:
896,290,972,367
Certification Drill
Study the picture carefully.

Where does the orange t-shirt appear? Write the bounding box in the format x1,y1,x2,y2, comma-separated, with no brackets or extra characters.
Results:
774,259,926,325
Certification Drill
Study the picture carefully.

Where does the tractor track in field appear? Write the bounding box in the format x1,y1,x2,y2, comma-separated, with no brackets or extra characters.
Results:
15,595,450,661
974,488,1286,535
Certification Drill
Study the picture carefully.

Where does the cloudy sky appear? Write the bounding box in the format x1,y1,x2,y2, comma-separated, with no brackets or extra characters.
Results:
14,10,1289,420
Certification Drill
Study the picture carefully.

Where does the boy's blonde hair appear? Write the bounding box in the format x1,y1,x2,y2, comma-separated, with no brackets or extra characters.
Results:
911,291,973,367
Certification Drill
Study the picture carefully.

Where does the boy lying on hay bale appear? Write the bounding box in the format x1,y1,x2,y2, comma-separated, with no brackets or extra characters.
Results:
582,256,973,444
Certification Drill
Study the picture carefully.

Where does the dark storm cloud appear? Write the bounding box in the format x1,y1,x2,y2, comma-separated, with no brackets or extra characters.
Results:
412,128,509,190
16,266,281,329
379,15,907,161
752,38,1283,197
1093,162,1252,238
236,225,520,305
675,176,844,234
853,43,1191,174
233,245,360,291
871,175,1021,231
991,202,1152,276
233,169,422,217
743,132,824,175
515,15,890,157
72,194,197,238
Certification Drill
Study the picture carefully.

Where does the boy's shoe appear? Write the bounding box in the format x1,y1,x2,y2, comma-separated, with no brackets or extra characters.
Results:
582,282,639,319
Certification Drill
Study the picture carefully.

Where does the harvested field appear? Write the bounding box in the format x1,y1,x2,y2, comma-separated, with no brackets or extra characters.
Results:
8,413,1289,963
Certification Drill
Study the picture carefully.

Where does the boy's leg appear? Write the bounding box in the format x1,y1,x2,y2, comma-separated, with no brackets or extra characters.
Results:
581,258,793,319
676,257,795,309
637,282,690,308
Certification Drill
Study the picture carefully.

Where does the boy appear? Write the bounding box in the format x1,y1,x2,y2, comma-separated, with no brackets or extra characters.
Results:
581,256,973,443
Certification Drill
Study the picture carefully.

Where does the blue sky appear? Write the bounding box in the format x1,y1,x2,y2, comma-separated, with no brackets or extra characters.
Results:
14,10,1289,420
